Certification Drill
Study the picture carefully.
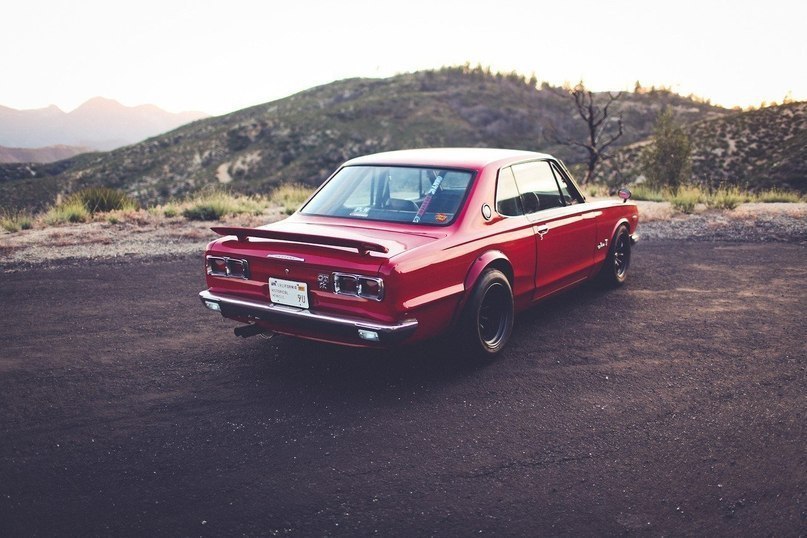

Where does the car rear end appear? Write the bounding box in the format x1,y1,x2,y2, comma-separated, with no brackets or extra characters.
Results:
199,221,430,347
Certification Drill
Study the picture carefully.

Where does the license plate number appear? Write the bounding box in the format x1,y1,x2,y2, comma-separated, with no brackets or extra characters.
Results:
269,278,309,309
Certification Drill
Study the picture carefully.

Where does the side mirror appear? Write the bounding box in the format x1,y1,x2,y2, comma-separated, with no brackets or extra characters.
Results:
618,188,632,203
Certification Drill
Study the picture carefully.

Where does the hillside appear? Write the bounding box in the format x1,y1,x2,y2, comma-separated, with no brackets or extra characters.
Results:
608,101,807,192
0,98,208,151
689,101,807,191
0,67,727,211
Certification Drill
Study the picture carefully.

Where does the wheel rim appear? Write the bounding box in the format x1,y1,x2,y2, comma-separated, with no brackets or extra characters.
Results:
614,233,630,278
478,283,511,348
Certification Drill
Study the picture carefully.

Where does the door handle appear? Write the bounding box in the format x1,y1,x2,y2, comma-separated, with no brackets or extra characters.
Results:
535,224,549,239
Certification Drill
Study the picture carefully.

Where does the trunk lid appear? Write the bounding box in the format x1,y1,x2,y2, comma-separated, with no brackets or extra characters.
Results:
206,218,446,320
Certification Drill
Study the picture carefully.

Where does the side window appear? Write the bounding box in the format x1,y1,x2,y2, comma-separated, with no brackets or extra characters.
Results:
550,162,583,205
495,166,523,216
511,161,564,213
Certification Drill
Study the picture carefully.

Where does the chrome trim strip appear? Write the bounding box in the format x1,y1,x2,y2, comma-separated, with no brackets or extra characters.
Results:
265,254,305,262
199,290,417,340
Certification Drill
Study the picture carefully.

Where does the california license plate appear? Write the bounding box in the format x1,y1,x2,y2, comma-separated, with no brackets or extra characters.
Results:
269,278,309,309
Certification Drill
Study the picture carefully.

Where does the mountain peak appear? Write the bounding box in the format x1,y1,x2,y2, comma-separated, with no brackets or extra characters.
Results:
72,97,125,113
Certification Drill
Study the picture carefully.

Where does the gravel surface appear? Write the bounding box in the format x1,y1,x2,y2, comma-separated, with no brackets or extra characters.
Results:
1,243,804,535
0,203,804,269
635,202,807,243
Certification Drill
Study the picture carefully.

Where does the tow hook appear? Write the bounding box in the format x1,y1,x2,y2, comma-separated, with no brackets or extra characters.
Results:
234,324,264,338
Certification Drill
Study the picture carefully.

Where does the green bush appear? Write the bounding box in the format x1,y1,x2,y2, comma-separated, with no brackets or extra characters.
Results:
148,203,180,218
705,187,744,210
182,191,266,221
44,200,90,224
640,109,692,192
1,210,33,232
162,204,179,218
669,186,702,214
70,187,137,214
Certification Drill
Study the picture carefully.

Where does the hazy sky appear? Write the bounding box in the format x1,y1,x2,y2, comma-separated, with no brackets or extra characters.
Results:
2,0,805,115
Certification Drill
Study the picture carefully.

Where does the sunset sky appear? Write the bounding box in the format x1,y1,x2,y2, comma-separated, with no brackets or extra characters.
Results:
2,0,804,115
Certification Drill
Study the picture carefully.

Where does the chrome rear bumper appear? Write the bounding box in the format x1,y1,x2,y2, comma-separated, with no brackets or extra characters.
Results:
199,289,418,345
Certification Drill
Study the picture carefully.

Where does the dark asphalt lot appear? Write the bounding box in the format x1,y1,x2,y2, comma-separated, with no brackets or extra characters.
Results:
0,241,805,536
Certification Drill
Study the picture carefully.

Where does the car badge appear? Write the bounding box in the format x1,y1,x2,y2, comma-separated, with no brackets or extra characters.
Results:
317,273,330,290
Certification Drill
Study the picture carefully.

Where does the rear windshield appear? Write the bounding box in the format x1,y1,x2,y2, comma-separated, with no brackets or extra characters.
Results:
301,165,474,226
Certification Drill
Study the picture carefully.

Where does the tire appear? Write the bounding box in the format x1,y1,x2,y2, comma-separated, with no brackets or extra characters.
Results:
459,269,514,359
599,225,631,287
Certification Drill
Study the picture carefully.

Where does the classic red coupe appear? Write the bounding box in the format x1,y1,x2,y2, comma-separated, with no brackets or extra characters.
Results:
199,148,639,357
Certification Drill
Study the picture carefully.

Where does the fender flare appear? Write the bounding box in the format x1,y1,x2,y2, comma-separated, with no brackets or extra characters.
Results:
608,218,631,243
597,218,632,266
453,250,513,324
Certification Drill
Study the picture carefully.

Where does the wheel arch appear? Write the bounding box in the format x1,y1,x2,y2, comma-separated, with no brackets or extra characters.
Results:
609,218,632,241
453,250,513,325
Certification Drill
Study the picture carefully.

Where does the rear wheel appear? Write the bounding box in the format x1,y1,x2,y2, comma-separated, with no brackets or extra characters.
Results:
599,225,631,287
460,269,514,359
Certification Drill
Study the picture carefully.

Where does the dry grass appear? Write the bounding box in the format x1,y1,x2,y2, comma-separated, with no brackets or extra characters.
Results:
1,210,34,232
2,196,804,268
669,186,702,214
43,200,90,225
705,187,744,210
626,184,803,214
181,191,268,221
754,189,803,203
630,185,665,203
270,184,314,215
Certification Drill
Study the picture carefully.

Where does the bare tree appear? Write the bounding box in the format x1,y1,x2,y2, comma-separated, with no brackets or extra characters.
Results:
548,81,624,185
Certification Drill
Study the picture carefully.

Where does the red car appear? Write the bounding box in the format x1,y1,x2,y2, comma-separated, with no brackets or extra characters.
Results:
199,148,639,357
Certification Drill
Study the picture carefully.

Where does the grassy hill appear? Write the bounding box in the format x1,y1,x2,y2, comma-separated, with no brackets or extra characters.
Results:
608,101,807,192
689,101,807,191
0,67,730,211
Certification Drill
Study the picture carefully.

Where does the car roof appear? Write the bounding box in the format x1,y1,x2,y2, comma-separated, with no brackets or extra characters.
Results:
342,148,554,170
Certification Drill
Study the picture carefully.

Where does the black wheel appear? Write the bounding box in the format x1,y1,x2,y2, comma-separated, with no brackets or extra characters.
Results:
599,225,631,287
460,269,514,358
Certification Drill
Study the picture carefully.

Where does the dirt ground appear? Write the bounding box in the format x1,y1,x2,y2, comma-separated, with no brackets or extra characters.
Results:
0,241,805,536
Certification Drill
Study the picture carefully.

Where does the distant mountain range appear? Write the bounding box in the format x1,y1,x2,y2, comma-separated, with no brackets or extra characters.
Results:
0,144,92,164
0,97,208,154
0,68,803,211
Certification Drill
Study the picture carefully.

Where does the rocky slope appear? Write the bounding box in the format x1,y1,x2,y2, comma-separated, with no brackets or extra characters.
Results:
0,67,726,211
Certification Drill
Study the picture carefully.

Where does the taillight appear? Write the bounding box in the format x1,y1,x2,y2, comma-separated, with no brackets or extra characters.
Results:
206,256,250,279
332,272,384,301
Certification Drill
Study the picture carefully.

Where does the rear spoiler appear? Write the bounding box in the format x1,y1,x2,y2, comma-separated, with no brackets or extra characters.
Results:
211,226,389,255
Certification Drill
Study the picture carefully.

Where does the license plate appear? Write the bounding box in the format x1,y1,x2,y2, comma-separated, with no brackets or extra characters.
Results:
269,278,309,309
